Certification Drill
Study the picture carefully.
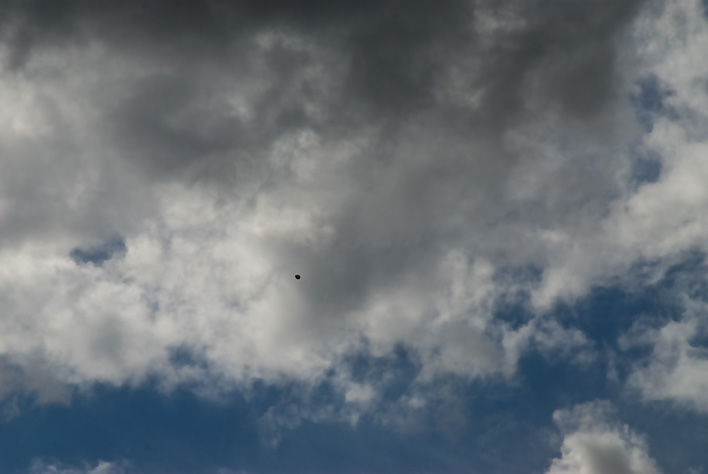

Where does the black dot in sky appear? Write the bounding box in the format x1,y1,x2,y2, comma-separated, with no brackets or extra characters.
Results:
295,274,301,280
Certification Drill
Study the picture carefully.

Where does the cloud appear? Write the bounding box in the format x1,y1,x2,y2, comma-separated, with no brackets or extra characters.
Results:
623,296,708,412
0,356,71,418
546,401,662,474
527,0,708,307
29,459,127,474
1,0,707,431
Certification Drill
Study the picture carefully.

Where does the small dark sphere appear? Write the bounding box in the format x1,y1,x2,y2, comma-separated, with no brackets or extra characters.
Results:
295,274,301,280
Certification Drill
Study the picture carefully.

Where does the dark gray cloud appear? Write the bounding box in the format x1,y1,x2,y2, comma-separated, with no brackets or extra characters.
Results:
3,0,645,127
0,0,646,276
0,0,644,257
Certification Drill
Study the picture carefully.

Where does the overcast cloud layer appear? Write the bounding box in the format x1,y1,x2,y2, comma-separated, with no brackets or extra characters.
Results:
1,0,708,472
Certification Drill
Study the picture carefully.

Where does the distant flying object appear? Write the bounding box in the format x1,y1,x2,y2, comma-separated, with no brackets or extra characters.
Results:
295,274,301,280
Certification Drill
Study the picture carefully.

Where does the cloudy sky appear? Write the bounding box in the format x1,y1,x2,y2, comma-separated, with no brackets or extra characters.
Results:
1,0,708,472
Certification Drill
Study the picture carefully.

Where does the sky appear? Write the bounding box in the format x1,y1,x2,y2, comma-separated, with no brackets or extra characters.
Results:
1,0,708,472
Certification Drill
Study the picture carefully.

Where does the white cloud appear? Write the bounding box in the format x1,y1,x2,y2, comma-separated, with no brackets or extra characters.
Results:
29,460,126,474
530,0,708,307
546,401,662,474
623,300,708,412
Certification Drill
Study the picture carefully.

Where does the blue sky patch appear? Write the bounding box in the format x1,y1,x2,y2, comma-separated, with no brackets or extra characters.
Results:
70,237,127,266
